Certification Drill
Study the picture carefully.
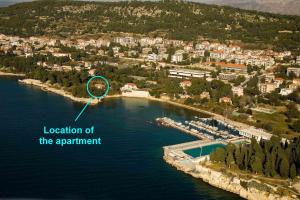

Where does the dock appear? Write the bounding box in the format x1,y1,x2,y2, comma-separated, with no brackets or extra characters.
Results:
156,117,211,141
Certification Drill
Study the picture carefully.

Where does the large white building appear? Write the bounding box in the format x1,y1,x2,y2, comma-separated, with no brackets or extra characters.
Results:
239,127,272,141
169,69,211,79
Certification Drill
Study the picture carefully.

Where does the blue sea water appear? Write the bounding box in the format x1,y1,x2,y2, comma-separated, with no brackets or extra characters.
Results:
0,78,241,199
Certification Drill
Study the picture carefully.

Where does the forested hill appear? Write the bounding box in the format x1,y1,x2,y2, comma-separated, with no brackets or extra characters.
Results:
0,0,299,51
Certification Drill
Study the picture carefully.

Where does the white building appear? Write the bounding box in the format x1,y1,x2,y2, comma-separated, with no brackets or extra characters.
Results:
280,88,293,96
120,83,150,98
169,69,211,79
296,56,300,65
191,50,205,58
258,83,277,94
147,53,158,62
171,53,183,63
210,50,226,60
52,53,71,58
239,127,272,141
232,86,244,96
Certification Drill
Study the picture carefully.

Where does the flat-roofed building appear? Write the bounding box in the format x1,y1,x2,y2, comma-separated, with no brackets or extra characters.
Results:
171,53,183,63
169,69,211,79
258,83,277,93
239,127,272,141
215,62,247,72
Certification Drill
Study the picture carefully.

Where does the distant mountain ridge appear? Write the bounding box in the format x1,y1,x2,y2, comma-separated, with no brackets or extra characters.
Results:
196,0,300,15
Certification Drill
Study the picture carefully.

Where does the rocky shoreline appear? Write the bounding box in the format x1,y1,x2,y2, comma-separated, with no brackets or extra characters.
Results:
163,154,299,200
18,79,254,130
19,79,100,105
0,71,25,77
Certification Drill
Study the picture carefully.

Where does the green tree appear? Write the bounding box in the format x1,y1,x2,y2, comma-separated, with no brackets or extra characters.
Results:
279,158,290,178
251,156,263,174
210,147,226,163
290,163,297,179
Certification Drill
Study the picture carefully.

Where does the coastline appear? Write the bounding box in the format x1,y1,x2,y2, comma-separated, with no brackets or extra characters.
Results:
18,78,252,130
18,79,100,105
0,71,25,77
163,153,299,200
14,78,299,199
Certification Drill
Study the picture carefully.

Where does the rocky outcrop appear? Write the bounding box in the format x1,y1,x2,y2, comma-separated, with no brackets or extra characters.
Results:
164,155,298,200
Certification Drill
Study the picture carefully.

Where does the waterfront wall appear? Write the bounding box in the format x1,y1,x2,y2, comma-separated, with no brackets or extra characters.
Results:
163,151,298,200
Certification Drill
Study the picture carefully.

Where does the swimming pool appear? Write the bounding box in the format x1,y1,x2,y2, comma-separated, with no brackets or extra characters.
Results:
183,143,225,158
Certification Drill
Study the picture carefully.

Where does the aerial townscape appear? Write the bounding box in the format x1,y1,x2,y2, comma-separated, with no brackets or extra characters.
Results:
0,0,300,200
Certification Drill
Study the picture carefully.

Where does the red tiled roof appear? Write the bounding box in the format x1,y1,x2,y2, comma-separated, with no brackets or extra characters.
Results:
126,83,136,87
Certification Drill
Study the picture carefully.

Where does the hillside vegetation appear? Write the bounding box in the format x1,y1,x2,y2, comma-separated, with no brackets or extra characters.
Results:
0,0,299,51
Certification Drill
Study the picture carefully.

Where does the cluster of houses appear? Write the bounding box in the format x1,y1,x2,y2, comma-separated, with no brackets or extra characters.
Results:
1,34,297,71
1,33,300,103
166,65,300,104
257,73,300,96
112,37,283,68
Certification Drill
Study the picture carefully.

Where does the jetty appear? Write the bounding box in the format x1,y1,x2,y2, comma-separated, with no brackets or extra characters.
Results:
156,117,211,140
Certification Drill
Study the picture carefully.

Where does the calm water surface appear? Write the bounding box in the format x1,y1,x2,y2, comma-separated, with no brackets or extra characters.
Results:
0,78,241,200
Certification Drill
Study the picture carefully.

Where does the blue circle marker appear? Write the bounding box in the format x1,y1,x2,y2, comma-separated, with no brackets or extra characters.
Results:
86,75,110,99
75,75,110,122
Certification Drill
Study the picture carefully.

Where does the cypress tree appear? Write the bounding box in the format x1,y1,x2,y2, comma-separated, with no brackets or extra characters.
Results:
290,163,297,179
251,155,263,174
226,151,235,168
264,154,273,176
279,158,290,178
234,145,242,168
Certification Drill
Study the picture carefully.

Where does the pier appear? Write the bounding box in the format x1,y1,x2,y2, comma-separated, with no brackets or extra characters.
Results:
158,116,249,164
156,117,242,141
156,117,211,141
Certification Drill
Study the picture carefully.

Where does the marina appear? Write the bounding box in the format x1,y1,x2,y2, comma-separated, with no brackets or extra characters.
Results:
156,116,243,142
157,116,253,164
